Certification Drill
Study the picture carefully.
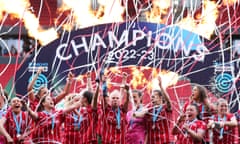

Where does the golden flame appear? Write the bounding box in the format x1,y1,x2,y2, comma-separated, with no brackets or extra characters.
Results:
74,66,179,96
109,67,121,75
120,66,179,92
145,0,171,24
60,0,97,29
222,0,239,5
0,1,4,20
0,0,224,44
150,70,179,90
0,0,58,45
130,67,147,89
59,0,124,31
97,0,124,23
176,0,219,39
32,28,58,46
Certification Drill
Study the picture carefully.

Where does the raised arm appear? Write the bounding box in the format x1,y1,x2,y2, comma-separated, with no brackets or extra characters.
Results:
100,74,109,108
120,72,128,105
0,84,4,97
158,76,171,110
21,100,38,120
120,72,127,92
0,84,7,104
63,98,82,114
92,81,100,109
86,72,93,92
27,67,43,101
123,84,130,112
55,72,74,104
121,72,127,85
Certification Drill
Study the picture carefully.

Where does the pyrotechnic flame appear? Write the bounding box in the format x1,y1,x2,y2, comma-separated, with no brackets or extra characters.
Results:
73,66,179,95
144,0,219,39
128,66,179,91
130,67,147,89
0,0,223,44
0,0,58,45
222,0,239,5
97,0,124,23
0,2,3,20
151,70,179,90
109,67,121,75
60,0,97,29
59,0,124,30
145,0,171,24
176,0,219,39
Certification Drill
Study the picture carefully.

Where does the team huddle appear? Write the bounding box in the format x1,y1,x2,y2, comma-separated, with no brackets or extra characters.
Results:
0,68,239,144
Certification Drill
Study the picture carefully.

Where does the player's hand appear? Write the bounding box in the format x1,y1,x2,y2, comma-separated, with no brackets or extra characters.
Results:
37,67,44,74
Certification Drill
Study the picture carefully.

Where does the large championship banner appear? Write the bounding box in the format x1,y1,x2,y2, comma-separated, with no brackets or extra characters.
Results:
15,22,239,112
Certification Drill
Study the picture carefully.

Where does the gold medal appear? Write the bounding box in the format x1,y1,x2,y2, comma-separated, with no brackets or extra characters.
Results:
51,130,54,134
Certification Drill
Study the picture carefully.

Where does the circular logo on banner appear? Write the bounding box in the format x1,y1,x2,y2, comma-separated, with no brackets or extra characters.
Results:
215,73,233,93
28,74,48,92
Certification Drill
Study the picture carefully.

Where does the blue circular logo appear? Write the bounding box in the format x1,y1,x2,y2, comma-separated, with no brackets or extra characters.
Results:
28,74,48,92
215,73,233,93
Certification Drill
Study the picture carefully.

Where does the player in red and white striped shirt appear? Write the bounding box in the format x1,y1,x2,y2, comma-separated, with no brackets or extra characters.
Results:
24,93,82,144
64,82,99,144
62,93,81,144
182,84,216,143
235,109,240,144
82,72,99,144
100,84,130,144
133,76,173,144
96,96,109,143
0,85,8,144
207,98,238,144
27,68,74,111
0,97,32,143
173,103,207,144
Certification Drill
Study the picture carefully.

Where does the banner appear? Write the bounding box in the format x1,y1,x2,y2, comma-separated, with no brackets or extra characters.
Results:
15,22,239,111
